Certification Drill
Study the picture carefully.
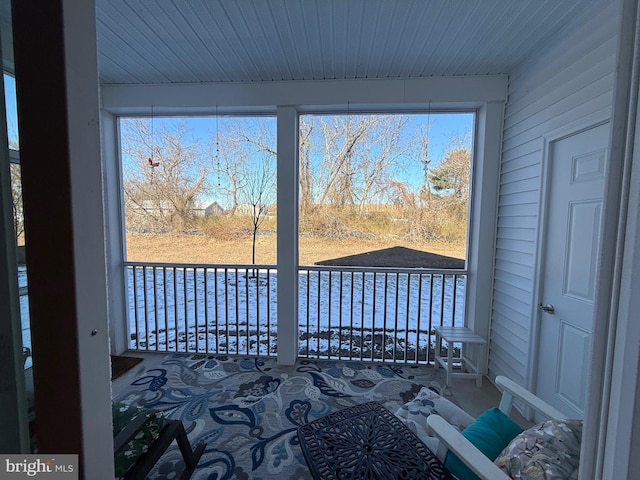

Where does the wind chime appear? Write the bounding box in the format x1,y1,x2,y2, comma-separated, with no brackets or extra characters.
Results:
346,100,351,154
423,100,432,200
216,104,221,187
148,105,160,183
342,101,352,193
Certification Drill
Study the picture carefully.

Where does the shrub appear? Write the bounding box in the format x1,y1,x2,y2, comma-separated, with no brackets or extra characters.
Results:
202,216,252,240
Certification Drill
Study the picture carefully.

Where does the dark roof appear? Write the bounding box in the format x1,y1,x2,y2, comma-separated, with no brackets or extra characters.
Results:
315,246,465,269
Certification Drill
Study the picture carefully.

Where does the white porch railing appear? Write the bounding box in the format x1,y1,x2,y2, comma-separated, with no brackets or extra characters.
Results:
123,261,467,364
298,266,466,363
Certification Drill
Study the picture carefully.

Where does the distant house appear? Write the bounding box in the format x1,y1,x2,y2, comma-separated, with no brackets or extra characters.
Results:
204,201,224,216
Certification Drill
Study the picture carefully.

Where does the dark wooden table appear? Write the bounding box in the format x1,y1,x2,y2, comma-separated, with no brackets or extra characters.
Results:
297,401,452,480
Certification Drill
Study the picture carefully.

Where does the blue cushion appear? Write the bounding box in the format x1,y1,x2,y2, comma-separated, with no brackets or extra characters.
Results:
445,408,523,480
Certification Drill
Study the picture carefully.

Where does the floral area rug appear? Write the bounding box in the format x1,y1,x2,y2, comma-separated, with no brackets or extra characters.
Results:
113,353,457,479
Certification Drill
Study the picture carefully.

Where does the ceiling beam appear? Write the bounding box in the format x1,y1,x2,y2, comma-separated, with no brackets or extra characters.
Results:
101,76,508,115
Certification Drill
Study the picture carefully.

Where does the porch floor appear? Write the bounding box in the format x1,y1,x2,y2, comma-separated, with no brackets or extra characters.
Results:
110,352,527,478
111,353,508,413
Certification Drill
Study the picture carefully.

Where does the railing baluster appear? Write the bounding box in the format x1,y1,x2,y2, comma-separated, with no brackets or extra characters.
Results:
372,271,377,362
173,267,178,352
338,271,343,359
349,271,354,361
131,266,138,350
183,268,188,352
266,268,271,355
214,268,219,354
383,272,389,361
360,271,365,362
417,273,424,363
305,270,310,357
394,272,400,362
152,266,157,351
452,274,458,327
235,269,239,355
161,267,167,352
327,270,332,358
405,273,411,363
248,270,251,355
204,268,209,354
175,267,180,352
194,268,199,353
254,269,259,355
143,266,149,350
429,274,434,349
316,271,321,358
224,268,229,354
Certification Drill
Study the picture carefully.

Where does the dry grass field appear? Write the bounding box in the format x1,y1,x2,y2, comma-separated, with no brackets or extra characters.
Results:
126,233,465,266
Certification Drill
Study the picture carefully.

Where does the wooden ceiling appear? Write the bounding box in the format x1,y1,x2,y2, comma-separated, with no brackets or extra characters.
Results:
94,0,604,85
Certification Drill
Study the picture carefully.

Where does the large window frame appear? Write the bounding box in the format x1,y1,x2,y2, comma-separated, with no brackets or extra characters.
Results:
101,77,506,365
0,67,31,451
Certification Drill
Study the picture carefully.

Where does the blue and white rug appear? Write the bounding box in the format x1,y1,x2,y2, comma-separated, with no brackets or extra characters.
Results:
113,354,455,479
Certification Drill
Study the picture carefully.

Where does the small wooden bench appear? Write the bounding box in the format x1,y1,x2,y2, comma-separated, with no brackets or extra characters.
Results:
113,403,206,480
434,326,486,387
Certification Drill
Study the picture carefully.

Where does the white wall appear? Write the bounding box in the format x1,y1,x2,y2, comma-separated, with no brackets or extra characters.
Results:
101,110,128,355
63,1,115,476
490,0,620,386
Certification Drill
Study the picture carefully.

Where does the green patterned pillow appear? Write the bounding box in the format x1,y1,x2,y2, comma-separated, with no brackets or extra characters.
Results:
494,418,582,480
112,403,167,478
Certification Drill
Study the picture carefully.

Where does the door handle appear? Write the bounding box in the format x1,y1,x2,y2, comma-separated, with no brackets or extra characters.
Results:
538,303,555,314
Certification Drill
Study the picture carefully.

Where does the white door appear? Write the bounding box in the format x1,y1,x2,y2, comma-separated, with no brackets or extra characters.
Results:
535,122,609,419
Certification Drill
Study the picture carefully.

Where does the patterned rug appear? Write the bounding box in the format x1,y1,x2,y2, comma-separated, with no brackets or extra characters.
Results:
113,353,456,479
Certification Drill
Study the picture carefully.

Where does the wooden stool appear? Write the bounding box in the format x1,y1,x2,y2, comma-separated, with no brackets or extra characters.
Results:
434,326,486,387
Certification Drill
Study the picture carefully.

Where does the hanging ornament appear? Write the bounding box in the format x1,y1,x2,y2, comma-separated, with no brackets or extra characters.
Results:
149,105,160,168
423,100,432,174
216,104,221,187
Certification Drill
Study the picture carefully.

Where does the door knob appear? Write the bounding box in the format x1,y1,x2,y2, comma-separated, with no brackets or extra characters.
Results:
538,303,555,314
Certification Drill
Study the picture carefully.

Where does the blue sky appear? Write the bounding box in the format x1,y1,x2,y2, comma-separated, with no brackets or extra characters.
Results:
137,112,474,197
156,112,473,164
4,74,18,147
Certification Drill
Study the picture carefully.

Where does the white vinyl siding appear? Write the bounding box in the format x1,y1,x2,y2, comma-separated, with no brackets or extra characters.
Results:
490,0,620,385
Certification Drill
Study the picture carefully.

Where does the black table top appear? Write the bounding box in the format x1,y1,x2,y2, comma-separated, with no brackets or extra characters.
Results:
297,401,452,480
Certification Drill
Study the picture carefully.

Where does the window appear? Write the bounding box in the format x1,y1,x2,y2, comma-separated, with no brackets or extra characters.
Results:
4,71,30,368
298,112,474,267
297,111,474,362
119,115,277,265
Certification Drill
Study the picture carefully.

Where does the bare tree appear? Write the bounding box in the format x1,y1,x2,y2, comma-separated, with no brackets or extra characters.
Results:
9,163,24,243
121,118,208,232
209,130,247,215
7,136,24,244
238,155,276,265
210,118,277,216
207,118,277,263
353,115,410,212
299,118,315,214
299,115,411,211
